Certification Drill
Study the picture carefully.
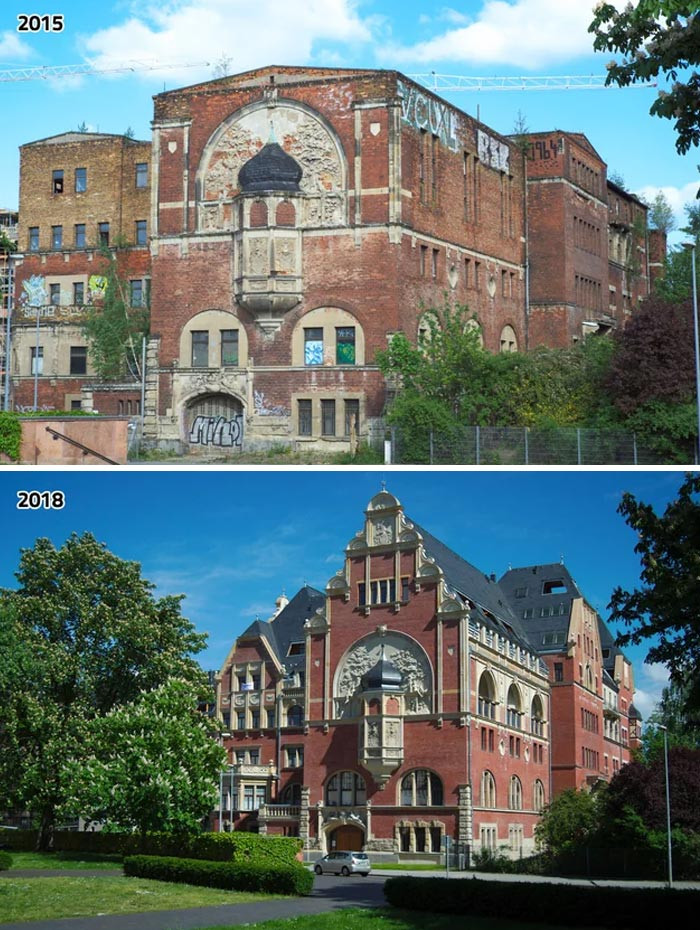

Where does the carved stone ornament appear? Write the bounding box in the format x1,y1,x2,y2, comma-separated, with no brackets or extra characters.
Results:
366,491,400,513
372,517,394,546
326,570,349,596
304,608,330,632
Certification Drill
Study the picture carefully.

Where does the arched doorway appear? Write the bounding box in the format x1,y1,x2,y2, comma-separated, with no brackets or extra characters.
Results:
329,825,364,852
186,393,244,450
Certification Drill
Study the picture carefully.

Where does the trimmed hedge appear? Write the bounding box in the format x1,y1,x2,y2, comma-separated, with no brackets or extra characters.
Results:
384,877,700,929
54,831,301,864
123,854,313,895
0,851,12,871
0,830,38,852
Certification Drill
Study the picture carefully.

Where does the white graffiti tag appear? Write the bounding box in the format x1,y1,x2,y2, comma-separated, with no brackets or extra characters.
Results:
189,414,243,448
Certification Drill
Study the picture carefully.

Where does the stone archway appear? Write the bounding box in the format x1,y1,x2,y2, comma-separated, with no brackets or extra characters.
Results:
186,393,244,450
329,825,364,852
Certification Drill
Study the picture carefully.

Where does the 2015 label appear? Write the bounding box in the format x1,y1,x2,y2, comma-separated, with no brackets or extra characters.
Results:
17,14,64,32
17,490,65,510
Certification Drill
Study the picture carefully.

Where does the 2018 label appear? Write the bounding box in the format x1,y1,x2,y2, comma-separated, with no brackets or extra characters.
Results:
17,490,65,510
17,14,64,32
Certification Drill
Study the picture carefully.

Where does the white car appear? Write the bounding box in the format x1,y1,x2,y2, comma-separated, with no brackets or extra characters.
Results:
313,851,371,876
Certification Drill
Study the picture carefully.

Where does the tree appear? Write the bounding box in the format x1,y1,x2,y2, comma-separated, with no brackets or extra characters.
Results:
638,680,700,761
648,191,676,233
0,533,208,848
65,680,225,841
534,788,600,855
590,4,700,162
609,474,700,715
82,248,149,381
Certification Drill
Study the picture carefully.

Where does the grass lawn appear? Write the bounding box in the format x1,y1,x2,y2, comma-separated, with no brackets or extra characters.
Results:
8,851,122,870
195,907,607,930
0,875,276,922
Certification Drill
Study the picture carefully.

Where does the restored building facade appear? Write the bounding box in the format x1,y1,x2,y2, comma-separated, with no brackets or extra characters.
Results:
12,132,151,412
215,490,639,861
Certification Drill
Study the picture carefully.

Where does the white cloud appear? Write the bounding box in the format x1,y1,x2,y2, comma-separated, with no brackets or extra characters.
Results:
634,663,670,720
635,180,699,243
387,0,600,70
0,30,34,61
80,0,374,84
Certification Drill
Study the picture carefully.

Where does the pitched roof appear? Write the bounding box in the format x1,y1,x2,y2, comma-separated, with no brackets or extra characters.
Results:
499,563,580,653
239,584,325,672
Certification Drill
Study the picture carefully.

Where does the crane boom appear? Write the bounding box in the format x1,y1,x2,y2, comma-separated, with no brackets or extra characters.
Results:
409,73,656,92
0,60,209,82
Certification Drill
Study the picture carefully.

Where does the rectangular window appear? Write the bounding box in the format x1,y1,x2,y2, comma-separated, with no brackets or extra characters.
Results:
286,747,303,767
51,225,63,249
475,261,481,290
336,327,356,365
243,786,255,810
267,709,275,728
250,710,260,729
135,219,147,246
481,727,487,751
135,162,148,188
431,248,439,279
255,786,266,808
420,245,427,276
401,577,410,602
237,712,245,729
31,346,44,376
554,663,564,683
52,169,64,194
130,280,144,307
304,327,323,366
298,399,312,436
98,222,110,246
321,399,335,436
74,223,86,248
221,329,239,366
70,346,87,375
49,283,61,306
358,582,366,606
70,399,82,411
29,227,39,251
344,399,359,436
75,167,87,192
249,748,260,764
191,331,209,367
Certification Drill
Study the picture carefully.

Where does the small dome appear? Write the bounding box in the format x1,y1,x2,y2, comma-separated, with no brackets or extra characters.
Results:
361,646,404,692
238,142,302,193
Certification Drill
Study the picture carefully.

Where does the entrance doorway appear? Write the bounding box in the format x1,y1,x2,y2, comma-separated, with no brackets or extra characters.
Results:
330,825,364,851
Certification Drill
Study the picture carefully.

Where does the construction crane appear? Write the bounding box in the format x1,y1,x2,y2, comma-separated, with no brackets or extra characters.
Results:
408,73,656,92
0,60,209,82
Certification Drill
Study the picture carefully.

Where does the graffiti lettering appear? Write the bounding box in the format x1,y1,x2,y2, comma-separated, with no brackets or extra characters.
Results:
189,414,243,448
253,390,288,417
15,404,54,413
477,129,510,173
397,80,459,152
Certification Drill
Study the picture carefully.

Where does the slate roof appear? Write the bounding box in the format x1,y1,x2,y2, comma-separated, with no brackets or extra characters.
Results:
239,584,324,673
498,563,580,654
22,131,148,146
238,142,303,193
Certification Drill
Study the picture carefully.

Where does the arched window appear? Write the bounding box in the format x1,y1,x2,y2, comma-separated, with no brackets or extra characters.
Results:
586,665,594,691
249,200,268,228
291,307,365,366
499,324,518,353
179,309,248,369
286,705,303,727
281,783,301,806
509,775,522,811
325,771,366,807
533,779,545,813
531,694,545,737
478,671,497,720
506,684,523,729
481,770,496,808
276,200,296,226
400,770,443,806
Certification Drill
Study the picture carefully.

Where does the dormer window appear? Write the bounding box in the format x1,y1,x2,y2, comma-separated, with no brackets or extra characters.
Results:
287,642,305,656
542,580,567,595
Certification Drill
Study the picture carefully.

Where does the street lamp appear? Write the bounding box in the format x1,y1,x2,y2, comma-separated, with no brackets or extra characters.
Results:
658,724,673,887
682,242,700,463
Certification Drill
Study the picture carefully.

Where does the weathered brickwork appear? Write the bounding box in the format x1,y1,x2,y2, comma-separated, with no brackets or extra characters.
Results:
215,492,640,860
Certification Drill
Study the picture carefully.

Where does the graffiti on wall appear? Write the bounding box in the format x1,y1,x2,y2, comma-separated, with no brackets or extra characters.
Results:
253,391,288,417
397,79,459,152
189,414,243,448
477,129,510,173
20,274,47,307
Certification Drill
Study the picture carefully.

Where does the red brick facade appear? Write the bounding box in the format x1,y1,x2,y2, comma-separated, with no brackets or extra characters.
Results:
215,491,639,861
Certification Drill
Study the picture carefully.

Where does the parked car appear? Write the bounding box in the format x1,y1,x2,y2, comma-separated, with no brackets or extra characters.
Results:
313,851,371,876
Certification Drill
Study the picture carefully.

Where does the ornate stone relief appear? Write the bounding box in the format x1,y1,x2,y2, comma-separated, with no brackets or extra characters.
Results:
372,517,394,546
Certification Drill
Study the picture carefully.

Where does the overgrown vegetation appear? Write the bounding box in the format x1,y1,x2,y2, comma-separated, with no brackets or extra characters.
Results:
0,412,21,461
376,299,697,463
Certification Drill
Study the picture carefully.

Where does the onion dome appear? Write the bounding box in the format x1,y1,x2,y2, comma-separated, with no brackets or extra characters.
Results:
238,142,302,193
361,645,404,692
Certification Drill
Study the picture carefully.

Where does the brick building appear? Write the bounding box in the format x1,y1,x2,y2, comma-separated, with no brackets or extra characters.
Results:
144,66,526,453
522,131,650,347
12,132,151,412
214,490,639,861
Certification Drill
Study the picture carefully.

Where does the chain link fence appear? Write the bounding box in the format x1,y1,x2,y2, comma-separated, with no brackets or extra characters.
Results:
372,424,689,465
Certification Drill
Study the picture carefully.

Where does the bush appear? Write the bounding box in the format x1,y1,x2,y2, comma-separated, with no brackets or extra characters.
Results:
0,851,12,870
0,412,21,461
383,876,700,929
53,830,301,865
0,829,38,851
123,854,313,895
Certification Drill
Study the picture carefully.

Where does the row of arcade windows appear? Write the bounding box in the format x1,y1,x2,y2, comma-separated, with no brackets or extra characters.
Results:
480,772,546,811
358,577,411,606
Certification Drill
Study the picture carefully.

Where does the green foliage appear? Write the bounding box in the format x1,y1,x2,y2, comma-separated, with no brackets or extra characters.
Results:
610,474,700,714
384,875,700,928
123,854,313,895
534,789,600,856
0,851,12,870
0,228,16,253
0,830,37,851
0,533,207,849
648,191,676,233
590,4,700,161
82,249,149,381
65,679,225,840
0,412,21,460
333,444,384,464
638,681,700,761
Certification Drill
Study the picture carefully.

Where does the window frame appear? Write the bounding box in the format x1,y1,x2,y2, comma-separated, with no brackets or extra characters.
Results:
135,162,148,188
69,345,87,375
220,329,239,367
191,330,209,368
75,167,87,193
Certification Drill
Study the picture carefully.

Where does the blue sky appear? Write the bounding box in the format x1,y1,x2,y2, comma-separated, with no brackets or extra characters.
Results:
0,1,698,241
0,468,693,719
